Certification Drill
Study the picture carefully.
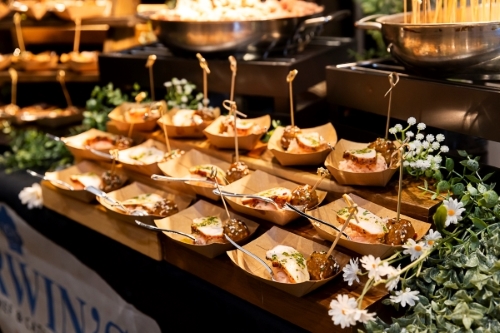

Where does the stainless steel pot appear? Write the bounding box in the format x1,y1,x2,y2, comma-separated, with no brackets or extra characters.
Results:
138,9,350,54
356,12,500,77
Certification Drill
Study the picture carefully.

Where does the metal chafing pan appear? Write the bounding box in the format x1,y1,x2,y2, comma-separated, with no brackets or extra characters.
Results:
137,8,350,54
356,11,500,77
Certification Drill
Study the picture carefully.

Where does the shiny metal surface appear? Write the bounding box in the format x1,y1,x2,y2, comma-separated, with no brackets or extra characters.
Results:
356,12,500,75
138,10,350,54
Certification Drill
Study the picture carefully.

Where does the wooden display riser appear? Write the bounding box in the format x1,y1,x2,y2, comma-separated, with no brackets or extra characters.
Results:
41,180,163,260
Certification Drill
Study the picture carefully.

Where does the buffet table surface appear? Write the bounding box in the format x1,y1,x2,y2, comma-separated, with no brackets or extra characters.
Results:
0,161,392,333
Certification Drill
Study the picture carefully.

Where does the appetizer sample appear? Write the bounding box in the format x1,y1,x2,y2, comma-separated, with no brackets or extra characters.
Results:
12,51,58,71
266,245,310,283
280,125,302,150
336,206,416,245
121,146,165,165
285,132,327,154
84,135,133,150
339,147,387,173
219,117,264,136
124,104,161,123
306,251,339,281
225,161,250,183
172,109,215,127
241,185,319,210
368,137,398,165
242,187,292,210
188,164,228,186
61,51,99,72
191,216,250,245
122,193,179,217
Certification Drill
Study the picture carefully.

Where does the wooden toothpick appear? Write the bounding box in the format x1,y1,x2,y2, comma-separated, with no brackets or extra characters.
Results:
326,194,360,258
196,53,210,110
57,70,72,108
146,55,157,101
73,17,81,53
13,13,25,53
8,68,18,106
229,55,237,102
287,69,298,127
384,72,399,140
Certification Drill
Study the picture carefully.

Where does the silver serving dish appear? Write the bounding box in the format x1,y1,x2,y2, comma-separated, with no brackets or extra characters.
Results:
138,9,350,54
356,11,500,77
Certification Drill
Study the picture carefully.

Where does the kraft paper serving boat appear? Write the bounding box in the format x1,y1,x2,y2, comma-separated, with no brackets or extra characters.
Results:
157,107,220,138
222,170,327,226
108,101,166,132
97,181,193,225
325,139,399,187
155,200,259,259
52,0,112,21
268,123,338,166
61,51,99,72
158,149,236,201
61,128,133,162
307,194,431,258
226,226,350,297
203,114,271,151
117,139,170,176
12,51,59,71
44,160,128,203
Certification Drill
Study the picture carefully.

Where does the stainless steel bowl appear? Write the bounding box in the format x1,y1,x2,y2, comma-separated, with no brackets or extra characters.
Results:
356,12,500,77
138,10,350,54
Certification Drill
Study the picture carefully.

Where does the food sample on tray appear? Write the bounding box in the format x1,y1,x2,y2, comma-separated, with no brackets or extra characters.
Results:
338,138,398,173
124,104,161,123
121,193,179,216
121,146,165,164
172,109,215,127
151,0,323,21
219,117,264,136
12,51,58,71
306,251,339,281
60,51,99,71
69,171,124,192
241,184,319,210
188,164,228,186
14,104,79,122
266,245,310,283
191,216,250,245
336,205,416,245
280,125,327,154
225,161,249,183
84,135,133,150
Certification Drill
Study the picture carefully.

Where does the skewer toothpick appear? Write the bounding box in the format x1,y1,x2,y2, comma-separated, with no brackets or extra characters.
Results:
73,17,81,53
222,99,248,163
110,149,119,175
384,72,399,140
311,167,330,192
127,92,147,138
326,194,360,258
196,53,210,110
159,102,171,153
57,70,72,108
212,167,231,224
229,56,237,102
13,13,25,53
8,68,18,106
287,69,298,127
145,55,157,101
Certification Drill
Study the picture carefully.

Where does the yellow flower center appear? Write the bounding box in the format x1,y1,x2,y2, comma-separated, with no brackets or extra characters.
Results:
448,209,455,216
427,240,435,246
415,245,422,251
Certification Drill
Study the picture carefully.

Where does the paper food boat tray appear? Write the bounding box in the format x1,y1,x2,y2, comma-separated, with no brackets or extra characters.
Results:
158,149,234,201
108,101,166,132
97,181,193,225
325,139,398,187
222,170,327,226
117,139,170,176
307,194,431,258
203,114,271,151
62,128,130,162
157,107,220,138
44,160,128,203
155,200,259,259
268,123,338,166
226,226,350,297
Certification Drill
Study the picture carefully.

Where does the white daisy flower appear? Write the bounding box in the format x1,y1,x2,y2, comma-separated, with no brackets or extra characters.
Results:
164,81,172,88
403,161,410,167
394,124,403,131
442,198,465,226
354,309,376,324
19,183,43,209
421,160,431,170
407,117,416,125
416,133,424,140
384,264,401,291
431,142,440,150
424,229,442,247
441,145,449,153
181,96,188,103
360,255,385,281
342,258,360,286
389,127,397,135
179,78,187,85
436,134,445,142
409,161,416,168
328,295,358,328
184,85,193,95
433,155,442,164
406,131,414,138
415,160,424,169
172,78,180,85
403,239,426,261
426,134,435,142
422,141,430,149
390,288,420,307
176,85,183,94
408,142,416,151
413,140,422,149
417,123,426,130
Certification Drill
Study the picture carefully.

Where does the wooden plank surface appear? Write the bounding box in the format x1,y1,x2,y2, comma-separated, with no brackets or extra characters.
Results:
41,180,163,260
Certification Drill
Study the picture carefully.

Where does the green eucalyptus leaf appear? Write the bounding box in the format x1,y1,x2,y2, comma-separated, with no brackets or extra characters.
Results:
458,150,469,157
470,217,488,230
483,172,495,182
467,183,479,196
466,174,481,183
477,183,488,194
445,157,454,172
437,180,450,193
452,183,465,196
461,193,471,206
482,190,499,208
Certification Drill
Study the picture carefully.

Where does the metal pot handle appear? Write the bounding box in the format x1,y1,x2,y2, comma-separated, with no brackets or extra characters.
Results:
298,9,351,32
355,14,384,30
